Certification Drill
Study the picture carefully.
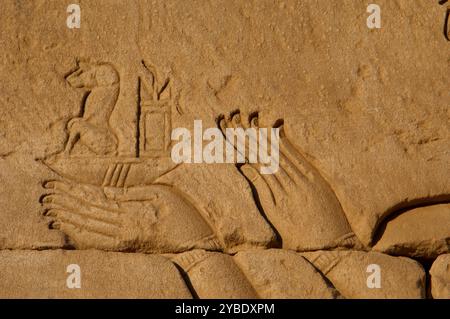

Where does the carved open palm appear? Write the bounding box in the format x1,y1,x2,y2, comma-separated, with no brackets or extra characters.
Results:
219,111,360,251
41,180,220,253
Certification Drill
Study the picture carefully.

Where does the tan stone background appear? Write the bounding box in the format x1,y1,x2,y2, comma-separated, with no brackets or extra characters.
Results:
0,0,448,298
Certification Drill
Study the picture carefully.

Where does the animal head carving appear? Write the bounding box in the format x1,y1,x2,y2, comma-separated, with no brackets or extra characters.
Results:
66,61,119,89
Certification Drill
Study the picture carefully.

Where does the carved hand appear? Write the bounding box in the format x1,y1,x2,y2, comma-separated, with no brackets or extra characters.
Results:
41,180,219,253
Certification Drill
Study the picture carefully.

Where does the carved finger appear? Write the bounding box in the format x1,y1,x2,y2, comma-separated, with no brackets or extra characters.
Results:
256,126,292,190
249,112,259,129
220,111,261,163
218,115,227,134
278,125,316,182
41,194,120,226
270,126,307,183
44,180,118,210
247,162,285,202
240,164,276,210
46,208,119,238
53,220,119,250
278,149,308,184
230,111,243,129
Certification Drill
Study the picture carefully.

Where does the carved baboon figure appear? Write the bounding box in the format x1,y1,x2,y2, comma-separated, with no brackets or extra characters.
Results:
64,61,120,156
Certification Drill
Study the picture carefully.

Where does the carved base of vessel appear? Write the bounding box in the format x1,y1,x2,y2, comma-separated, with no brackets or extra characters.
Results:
43,154,178,187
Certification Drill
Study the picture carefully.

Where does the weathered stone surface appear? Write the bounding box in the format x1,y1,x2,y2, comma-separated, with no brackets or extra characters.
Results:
234,249,338,298
0,250,192,298
41,179,224,254
429,254,450,299
157,164,277,253
0,153,65,249
0,0,448,253
302,251,426,299
172,250,258,298
0,0,448,298
374,204,450,259
219,115,360,252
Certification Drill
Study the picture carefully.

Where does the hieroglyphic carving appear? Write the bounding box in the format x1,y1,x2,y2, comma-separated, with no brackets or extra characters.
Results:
36,56,443,299
41,180,221,253
218,110,361,251
40,59,220,253
138,61,172,157
43,59,177,187
0,0,446,300
64,61,120,156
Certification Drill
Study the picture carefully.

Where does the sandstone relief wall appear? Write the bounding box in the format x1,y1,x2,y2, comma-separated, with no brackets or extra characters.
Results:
0,0,449,299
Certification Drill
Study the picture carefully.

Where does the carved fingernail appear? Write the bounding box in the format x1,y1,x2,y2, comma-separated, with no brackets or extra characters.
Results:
241,165,258,181
216,115,225,127
38,194,47,204
43,209,56,217
49,221,61,229
43,181,55,189
42,196,52,203
233,113,241,124
250,116,258,127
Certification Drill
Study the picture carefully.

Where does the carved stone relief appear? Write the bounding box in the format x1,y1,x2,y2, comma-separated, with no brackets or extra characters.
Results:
0,0,448,299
